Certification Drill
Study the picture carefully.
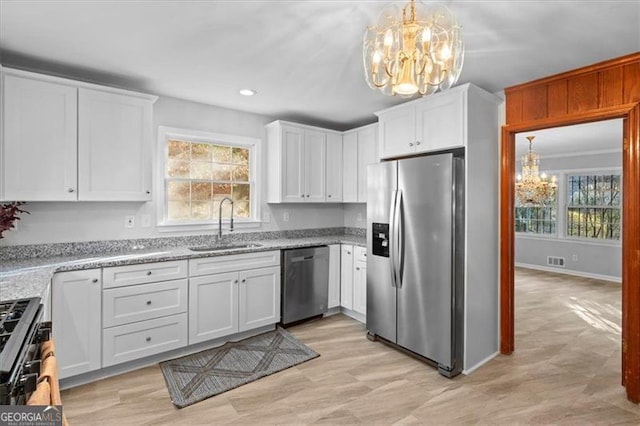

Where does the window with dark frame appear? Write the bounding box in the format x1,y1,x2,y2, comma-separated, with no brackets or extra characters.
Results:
566,174,621,240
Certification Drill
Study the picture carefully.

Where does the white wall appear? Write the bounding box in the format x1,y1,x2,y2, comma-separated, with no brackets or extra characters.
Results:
343,203,366,228
1,95,346,245
515,151,622,281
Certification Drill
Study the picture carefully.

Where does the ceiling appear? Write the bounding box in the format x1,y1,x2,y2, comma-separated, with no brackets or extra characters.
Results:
1,1,639,131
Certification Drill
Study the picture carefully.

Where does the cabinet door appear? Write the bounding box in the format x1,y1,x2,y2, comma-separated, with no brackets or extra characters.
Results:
353,260,367,315
304,129,326,202
342,132,358,202
377,106,416,159
328,244,341,309
2,74,78,201
325,133,343,202
340,245,354,310
188,272,238,344
417,90,465,153
280,125,306,202
357,126,377,203
78,88,152,201
239,266,281,331
52,269,102,379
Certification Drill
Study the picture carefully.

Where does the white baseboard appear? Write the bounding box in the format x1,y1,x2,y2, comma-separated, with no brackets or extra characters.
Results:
340,307,366,324
515,262,621,283
462,350,499,375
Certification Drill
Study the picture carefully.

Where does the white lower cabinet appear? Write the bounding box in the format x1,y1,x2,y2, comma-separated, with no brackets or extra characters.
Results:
101,260,189,368
340,245,354,310
328,244,341,308
102,314,188,367
188,251,281,345
340,244,367,318
52,269,102,379
189,272,238,343
353,246,367,315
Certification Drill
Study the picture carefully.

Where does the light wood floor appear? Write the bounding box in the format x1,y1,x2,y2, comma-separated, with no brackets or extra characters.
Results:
62,268,640,424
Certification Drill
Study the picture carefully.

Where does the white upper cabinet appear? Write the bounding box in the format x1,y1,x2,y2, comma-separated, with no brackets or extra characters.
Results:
1,73,78,201
342,132,358,202
325,132,343,202
0,67,157,202
342,123,378,203
266,121,330,203
78,88,152,201
376,83,477,160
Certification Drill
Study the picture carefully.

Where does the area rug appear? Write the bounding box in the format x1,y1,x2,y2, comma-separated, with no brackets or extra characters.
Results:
160,327,319,408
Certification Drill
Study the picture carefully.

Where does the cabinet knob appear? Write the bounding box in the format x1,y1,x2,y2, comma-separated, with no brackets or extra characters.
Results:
409,143,414,147
242,279,246,283
146,300,152,305
146,190,151,194
306,195,310,198
68,188,75,193
328,194,332,198
146,271,152,276
356,267,360,271
416,141,421,145
92,278,98,283
301,194,305,198
347,251,351,255
146,336,151,342
363,253,367,257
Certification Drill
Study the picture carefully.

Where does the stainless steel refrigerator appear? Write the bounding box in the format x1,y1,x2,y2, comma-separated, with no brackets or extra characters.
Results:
366,152,464,377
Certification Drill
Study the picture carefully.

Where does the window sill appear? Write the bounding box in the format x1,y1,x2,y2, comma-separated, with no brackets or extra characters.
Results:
156,220,262,233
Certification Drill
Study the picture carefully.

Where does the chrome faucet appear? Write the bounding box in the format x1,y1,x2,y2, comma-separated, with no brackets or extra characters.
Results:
218,197,234,240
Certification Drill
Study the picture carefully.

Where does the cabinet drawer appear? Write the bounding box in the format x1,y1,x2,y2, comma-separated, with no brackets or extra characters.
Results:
103,279,188,327
189,250,280,277
103,260,188,288
354,246,367,263
102,313,187,367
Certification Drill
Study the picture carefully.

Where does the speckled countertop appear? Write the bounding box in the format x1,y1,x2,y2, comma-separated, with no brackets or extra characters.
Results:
0,235,366,301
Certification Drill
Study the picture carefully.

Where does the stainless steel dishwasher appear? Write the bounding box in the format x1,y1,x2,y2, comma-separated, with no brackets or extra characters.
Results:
281,246,329,326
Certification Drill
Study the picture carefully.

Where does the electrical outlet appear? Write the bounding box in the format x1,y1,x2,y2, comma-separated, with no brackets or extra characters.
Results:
125,215,135,228
283,211,290,222
263,211,271,223
572,254,578,262
141,214,152,228
356,213,363,222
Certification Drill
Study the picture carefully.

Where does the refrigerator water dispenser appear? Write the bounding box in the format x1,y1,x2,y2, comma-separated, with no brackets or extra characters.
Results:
372,223,389,257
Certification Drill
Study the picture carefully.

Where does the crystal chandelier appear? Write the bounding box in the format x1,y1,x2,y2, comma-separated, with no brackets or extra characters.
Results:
363,0,464,97
516,136,558,206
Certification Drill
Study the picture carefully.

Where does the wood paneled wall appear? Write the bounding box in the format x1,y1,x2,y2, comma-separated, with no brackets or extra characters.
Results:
505,52,640,124
501,51,640,403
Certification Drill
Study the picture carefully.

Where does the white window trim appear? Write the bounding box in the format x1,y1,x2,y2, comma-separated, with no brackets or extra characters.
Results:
515,166,622,246
156,126,262,232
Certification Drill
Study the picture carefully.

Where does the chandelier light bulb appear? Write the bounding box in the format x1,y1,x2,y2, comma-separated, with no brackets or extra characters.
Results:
363,0,464,97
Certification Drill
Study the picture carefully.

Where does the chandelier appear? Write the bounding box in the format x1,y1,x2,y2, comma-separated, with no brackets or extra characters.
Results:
516,136,558,206
363,0,464,97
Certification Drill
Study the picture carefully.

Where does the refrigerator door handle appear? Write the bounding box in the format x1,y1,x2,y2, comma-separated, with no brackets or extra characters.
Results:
396,190,404,288
389,190,399,288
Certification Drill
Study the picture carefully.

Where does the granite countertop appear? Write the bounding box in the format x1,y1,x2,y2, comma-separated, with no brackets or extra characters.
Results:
0,235,366,301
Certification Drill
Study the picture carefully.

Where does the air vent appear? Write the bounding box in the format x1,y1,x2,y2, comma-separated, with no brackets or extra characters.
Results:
547,256,565,267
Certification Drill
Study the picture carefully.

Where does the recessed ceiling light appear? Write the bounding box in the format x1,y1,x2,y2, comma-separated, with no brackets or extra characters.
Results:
239,89,256,96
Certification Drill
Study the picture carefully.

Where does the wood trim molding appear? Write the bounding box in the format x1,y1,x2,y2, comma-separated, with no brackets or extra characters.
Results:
501,52,640,403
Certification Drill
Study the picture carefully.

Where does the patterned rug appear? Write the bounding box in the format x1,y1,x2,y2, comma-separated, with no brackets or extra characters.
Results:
160,327,319,408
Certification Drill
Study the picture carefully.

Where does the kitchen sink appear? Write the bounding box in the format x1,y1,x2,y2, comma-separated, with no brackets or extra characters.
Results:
188,243,263,252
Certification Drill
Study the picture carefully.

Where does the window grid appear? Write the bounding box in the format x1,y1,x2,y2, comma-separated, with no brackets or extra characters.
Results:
165,139,252,223
515,206,557,235
566,174,621,240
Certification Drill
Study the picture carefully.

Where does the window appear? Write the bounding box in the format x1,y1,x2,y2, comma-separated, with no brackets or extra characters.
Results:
158,127,260,228
566,174,621,240
515,205,556,235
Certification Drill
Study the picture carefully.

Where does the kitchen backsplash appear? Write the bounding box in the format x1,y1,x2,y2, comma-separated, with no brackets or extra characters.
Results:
0,227,366,261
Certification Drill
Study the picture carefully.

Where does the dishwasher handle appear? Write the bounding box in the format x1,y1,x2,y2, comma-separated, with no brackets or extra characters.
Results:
290,254,324,262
